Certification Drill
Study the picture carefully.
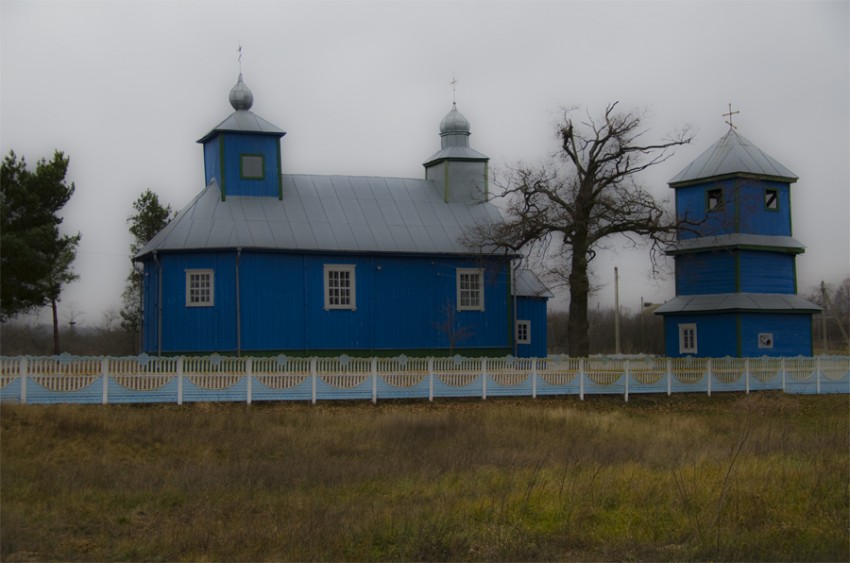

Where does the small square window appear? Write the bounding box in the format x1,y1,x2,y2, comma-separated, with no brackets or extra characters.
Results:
758,333,774,349
678,323,697,354
186,269,214,307
764,189,779,210
516,320,531,344
241,154,264,179
324,264,356,310
706,188,723,211
457,268,484,311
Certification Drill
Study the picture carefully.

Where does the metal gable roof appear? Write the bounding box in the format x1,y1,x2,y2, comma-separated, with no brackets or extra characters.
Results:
512,269,553,298
654,292,821,314
669,129,797,186
135,175,508,259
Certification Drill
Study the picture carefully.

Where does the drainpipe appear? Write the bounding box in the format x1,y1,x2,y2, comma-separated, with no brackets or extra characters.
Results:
236,247,242,357
512,260,518,357
153,251,162,357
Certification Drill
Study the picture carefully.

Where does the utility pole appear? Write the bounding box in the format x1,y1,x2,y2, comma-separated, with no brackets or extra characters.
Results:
614,266,621,354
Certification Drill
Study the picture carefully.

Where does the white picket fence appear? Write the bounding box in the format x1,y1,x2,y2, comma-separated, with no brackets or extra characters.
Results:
0,354,848,405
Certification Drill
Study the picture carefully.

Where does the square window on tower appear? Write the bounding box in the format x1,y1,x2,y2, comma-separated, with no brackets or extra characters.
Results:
764,188,779,210
706,188,723,212
241,154,264,179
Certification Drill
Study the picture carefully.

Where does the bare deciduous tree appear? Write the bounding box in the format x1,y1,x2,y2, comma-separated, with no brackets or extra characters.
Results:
466,103,694,356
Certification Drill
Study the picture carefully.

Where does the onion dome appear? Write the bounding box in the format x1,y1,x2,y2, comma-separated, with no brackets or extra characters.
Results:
439,103,470,136
229,73,254,111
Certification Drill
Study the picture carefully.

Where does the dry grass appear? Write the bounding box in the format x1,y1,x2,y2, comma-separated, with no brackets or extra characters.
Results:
1,392,848,561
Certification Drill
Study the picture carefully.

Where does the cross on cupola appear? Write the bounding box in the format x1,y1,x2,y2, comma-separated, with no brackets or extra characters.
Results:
722,102,740,130
450,74,458,105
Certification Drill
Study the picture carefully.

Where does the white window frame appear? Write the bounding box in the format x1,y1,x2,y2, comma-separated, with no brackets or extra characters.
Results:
324,264,356,310
678,323,697,354
456,268,485,311
516,320,531,344
185,269,214,307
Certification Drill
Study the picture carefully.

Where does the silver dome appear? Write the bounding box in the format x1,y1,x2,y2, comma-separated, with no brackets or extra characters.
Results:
229,73,254,111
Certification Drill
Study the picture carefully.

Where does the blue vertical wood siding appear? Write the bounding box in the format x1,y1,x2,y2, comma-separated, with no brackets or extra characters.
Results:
675,179,792,240
142,251,511,355
739,314,813,357
738,251,796,293
675,252,736,294
516,297,548,357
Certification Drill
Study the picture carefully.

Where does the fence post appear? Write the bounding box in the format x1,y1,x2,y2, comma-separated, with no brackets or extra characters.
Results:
481,357,487,400
246,357,253,405
101,357,109,405
428,357,434,402
579,358,585,401
311,357,317,405
816,356,821,395
706,358,712,397
20,356,27,404
177,356,184,405
667,358,672,396
371,357,378,404
745,358,750,394
531,358,537,399
624,359,629,403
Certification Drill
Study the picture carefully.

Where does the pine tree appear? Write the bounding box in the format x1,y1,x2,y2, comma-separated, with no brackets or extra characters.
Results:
120,189,173,351
1,150,81,353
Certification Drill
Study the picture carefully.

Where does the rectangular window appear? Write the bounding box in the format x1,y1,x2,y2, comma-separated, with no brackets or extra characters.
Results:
457,268,484,311
678,323,697,354
758,333,774,349
516,320,531,344
241,154,264,179
186,269,214,307
706,188,723,211
764,188,779,210
324,264,356,310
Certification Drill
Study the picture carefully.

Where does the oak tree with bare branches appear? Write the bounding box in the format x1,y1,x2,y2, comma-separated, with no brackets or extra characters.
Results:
466,103,694,356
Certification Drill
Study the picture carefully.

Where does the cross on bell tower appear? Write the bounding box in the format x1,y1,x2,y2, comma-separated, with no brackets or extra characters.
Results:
722,102,740,130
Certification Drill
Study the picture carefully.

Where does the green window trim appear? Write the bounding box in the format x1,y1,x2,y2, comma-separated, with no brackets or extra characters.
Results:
240,154,265,180
764,188,780,211
706,187,724,212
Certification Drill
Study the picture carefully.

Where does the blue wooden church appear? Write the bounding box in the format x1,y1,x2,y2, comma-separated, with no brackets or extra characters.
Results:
135,74,551,357
655,120,820,357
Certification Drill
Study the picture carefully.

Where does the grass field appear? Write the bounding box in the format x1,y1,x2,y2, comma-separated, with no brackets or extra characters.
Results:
1,392,848,561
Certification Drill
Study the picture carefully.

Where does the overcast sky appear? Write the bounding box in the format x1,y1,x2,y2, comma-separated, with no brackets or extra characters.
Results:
2,0,848,327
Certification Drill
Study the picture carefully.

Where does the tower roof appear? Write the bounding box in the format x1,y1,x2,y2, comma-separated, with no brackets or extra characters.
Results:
424,103,488,165
669,129,797,187
197,74,285,144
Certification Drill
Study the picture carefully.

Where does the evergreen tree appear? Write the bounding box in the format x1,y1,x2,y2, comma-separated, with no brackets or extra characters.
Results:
1,151,81,350
120,189,173,351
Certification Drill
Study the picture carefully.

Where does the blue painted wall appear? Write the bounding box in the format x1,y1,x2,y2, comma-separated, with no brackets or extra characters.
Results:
142,251,512,355
739,313,813,357
675,252,736,295
676,178,792,239
738,250,796,293
663,313,740,358
675,250,796,295
663,312,813,357
202,132,282,198
515,297,548,358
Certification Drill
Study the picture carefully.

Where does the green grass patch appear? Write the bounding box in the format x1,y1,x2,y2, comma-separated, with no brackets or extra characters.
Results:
2,393,848,561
